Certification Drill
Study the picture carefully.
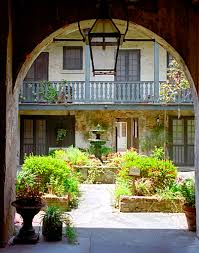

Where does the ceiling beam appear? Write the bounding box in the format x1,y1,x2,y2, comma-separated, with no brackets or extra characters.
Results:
124,0,158,12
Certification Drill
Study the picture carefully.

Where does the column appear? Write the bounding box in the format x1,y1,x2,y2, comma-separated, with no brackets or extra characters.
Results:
85,45,90,102
154,41,159,102
195,103,199,236
0,0,8,247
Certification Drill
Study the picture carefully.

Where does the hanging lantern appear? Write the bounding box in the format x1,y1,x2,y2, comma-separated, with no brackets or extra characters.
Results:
88,0,121,75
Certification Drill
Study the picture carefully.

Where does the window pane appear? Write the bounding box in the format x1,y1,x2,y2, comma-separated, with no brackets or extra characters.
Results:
171,117,195,166
172,119,184,145
36,120,46,145
116,50,140,81
24,120,33,144
122,123,126,137
63,47,83,70
187,119,195,145
23,119,34,156
36,120,46,155
173,146,184,164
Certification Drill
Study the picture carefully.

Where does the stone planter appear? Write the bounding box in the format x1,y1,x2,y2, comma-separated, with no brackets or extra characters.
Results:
74,165,118,184
119,195,183,213
42,194,69,211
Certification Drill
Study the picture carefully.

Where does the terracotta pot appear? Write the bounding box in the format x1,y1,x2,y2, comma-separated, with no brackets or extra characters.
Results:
183,205,196,231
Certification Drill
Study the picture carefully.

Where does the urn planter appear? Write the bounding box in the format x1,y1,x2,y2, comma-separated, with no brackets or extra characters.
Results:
12,199,44,244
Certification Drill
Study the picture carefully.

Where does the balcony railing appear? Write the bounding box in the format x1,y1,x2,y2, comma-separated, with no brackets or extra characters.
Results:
19,80,193,104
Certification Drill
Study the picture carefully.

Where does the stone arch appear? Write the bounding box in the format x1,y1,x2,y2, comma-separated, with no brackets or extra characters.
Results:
2,0,199,245
14,18,198,231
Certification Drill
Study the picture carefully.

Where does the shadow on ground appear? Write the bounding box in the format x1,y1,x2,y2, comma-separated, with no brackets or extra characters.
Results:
1,227,199,253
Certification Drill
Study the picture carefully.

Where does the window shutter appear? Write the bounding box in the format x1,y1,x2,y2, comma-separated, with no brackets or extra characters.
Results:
24,52,49,81
63,46,83,70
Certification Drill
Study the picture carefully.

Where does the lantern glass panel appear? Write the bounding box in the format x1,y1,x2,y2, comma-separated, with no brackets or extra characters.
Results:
88,17,121,75
91,45,118,74
90,19,119,34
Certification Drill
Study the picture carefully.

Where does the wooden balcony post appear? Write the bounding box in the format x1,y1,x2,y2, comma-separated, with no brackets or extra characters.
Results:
154,41,159,102
85,45,90,102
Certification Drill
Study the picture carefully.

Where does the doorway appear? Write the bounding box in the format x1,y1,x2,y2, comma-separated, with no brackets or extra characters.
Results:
116,122,127,152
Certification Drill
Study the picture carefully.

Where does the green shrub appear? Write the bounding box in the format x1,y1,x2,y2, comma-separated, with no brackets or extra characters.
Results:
48,149,57,157
88,145,113,157
121,154,177,189
40,81,58,103
134,178,154,196
84,167,103,184
107,152,124,167
21,156,68,192
114,148,177,200
122,148,139,162
150,159,177,188
140,124,166,153
53,146,89,166
15,170,43,205
114,179,132,202
18,155,79,198
151,147,165,160
65,225,77,244
155,181,182,200
179,178,195,207
48,175,66,196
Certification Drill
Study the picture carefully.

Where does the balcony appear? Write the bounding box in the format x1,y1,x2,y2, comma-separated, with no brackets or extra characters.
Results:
19,81,193,111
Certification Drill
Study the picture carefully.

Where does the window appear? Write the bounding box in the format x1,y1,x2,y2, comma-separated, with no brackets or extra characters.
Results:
21,119,46,163
63,46,83,70
24,52,49,81
114,50,140,101
115,50,140,81
169,117,195,166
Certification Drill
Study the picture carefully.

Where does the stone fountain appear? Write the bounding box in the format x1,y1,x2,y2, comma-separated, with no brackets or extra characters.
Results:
89,124,106,162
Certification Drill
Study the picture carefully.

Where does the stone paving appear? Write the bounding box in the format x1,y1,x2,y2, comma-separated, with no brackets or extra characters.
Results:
1,181,199,253
70,184,187,230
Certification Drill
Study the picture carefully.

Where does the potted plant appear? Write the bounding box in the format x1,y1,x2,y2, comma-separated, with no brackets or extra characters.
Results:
179,178,196,231
56,128,68,146
12,171,45,244
42,206,73,242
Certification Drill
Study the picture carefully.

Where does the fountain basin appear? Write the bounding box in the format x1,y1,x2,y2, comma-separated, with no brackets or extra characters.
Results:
89,139,106,146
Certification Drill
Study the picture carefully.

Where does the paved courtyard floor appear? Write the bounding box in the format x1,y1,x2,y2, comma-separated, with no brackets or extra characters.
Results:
1,180,199,253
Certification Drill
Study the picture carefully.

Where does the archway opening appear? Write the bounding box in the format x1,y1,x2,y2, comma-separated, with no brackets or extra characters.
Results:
12,19,198,241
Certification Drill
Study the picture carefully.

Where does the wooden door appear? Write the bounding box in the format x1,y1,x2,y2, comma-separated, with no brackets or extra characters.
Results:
131,118,139,151
20,118,46,163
